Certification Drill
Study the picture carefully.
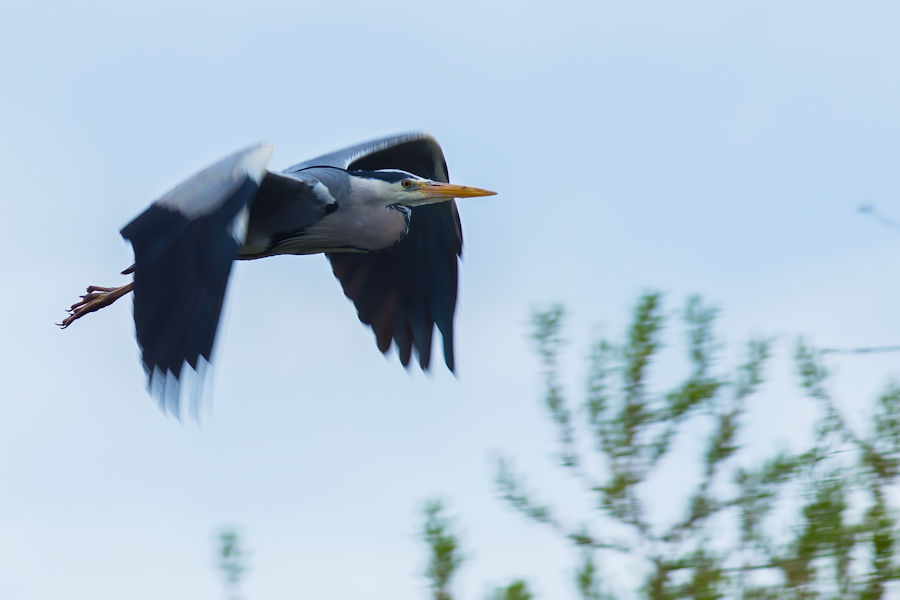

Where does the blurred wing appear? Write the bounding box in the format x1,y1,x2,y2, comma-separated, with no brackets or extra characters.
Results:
284,132,446,175
288,133,462,371
120,143,273,416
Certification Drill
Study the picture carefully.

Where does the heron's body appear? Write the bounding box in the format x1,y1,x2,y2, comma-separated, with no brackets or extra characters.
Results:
239,167,410,258
60,132,495,416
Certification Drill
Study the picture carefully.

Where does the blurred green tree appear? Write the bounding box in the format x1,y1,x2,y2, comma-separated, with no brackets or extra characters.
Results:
216,527,250,600
489,293,900,598
489,579,534,600
420,500,536,600
423,500,465,600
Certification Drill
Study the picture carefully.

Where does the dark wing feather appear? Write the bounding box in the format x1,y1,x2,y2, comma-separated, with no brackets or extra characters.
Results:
328,204,461,371
120,143,272,416
283,132,443,173
287,133,462,371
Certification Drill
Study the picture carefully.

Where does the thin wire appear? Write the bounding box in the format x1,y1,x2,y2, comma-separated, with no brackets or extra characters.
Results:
820,346,900,355
814,209,900,357
857,204,900,232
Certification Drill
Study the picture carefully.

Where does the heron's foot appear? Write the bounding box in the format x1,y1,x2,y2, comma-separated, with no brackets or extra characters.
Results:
57,283,134,329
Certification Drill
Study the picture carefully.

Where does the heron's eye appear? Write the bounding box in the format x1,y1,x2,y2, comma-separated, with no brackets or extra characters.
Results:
401,180,412,188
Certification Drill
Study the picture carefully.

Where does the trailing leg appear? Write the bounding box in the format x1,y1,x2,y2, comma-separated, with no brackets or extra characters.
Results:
57,282,134,328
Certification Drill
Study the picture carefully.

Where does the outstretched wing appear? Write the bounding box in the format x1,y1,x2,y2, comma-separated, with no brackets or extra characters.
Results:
120,143,273,416
284,132,448,176
286,133,462,372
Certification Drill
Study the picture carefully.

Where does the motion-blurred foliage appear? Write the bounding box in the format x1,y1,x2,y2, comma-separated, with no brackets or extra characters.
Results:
217,294,900,600
216,527,250,600
423,499,465,600
486,292,900,598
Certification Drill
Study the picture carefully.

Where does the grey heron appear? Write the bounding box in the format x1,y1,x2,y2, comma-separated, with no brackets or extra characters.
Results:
59,133,495,415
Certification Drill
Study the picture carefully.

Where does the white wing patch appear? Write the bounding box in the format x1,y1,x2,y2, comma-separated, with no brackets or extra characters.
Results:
230,205,251,244
312,181,336,205
242,142,273,184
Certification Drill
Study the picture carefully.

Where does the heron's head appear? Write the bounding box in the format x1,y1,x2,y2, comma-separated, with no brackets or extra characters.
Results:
356,169,496,207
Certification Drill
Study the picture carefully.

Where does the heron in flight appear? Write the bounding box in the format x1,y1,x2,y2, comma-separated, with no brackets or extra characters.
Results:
59,133,496,415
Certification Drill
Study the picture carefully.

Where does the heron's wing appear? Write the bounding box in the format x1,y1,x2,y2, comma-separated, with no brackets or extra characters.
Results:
120,143,273,416
239,170,339,257
288,133,462,372
328,204,461,371
283,132,447,175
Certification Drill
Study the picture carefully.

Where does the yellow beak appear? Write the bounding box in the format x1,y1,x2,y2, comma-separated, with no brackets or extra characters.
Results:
418,181,497,199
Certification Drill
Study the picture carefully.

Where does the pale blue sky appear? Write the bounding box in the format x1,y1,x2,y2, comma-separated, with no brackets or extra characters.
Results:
1,1,899,598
